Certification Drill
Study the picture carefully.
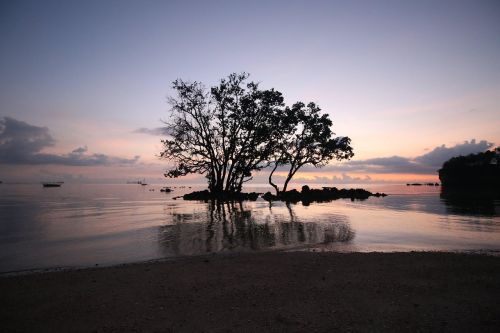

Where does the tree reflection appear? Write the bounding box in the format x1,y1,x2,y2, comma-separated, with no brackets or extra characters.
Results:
440,188,499,217
158,201,354,257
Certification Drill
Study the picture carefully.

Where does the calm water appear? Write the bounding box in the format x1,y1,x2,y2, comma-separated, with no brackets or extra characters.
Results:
0,183,499,273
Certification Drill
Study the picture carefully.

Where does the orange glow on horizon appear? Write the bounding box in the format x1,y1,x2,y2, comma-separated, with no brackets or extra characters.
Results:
276,171,439,184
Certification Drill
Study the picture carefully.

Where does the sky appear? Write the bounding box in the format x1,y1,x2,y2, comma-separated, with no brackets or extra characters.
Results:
1,0,499,184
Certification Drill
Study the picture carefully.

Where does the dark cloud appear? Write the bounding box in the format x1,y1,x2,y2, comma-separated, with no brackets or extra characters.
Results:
0,117,140,166
299,156,434,174
301,139,495,175
350,139,493,174
71,146,88,154
342,156,436,174
0,116,55,160
133,127,170,136
414,139,493,167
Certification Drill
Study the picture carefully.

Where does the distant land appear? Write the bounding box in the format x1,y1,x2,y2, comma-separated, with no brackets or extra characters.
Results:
439,147,500,188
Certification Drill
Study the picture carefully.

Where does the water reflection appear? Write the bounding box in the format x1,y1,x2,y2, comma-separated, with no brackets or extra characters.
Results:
440,188,500,217
352,189,500,218
1,184,499,273
157,201,354,256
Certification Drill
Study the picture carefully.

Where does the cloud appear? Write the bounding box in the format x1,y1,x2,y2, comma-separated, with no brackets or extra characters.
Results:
0,116,55,158
259,172,375,185
342,156,436,174
71,146,88,155
414,139,493,167
300,139,494,175
133,127,170,136
305,173,373,184
0,117,140,166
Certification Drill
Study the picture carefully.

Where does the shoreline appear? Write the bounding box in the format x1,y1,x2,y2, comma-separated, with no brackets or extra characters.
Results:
2,247,500,278
2,251,499,332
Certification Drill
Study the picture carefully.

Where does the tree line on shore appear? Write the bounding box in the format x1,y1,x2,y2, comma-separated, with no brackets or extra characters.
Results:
438,147,499,188
160,73,353,197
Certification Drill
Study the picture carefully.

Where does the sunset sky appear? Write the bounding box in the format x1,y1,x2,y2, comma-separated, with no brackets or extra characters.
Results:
1,0,499,185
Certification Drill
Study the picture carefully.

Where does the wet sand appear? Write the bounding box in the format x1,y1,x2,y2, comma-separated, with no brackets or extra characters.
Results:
1,251,499,332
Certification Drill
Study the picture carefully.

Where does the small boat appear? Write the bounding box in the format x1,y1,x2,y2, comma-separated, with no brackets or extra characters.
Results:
42,182,64,188
127,179,147,185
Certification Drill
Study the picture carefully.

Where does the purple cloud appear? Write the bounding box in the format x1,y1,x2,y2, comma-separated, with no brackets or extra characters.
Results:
0,117,140,166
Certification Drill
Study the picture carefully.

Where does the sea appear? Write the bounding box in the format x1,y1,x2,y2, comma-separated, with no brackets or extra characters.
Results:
0,183,499,273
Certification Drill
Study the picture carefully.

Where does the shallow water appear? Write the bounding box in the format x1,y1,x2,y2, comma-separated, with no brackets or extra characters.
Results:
0,183,499,273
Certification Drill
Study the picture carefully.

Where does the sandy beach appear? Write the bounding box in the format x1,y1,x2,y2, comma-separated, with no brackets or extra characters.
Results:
1,251,499,332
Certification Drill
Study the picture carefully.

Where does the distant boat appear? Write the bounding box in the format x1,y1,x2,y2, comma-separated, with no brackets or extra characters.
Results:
127,179,148,185
42,182,64,188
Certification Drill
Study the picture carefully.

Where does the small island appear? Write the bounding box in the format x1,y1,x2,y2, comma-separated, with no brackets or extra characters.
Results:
262,185,386,203
160,73,357,204
183,185,386,204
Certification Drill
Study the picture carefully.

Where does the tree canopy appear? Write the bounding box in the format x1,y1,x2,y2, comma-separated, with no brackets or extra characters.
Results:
161,73,353,196
438,147,500,188
268,102,353,194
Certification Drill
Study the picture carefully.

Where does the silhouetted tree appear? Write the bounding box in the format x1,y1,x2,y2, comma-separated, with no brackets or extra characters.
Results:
161,73,353,196
438,147,499,188
268,102,354,194
161,73,284,194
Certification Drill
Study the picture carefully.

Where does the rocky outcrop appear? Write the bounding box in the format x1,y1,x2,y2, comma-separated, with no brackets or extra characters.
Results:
182,186,386,203
263,185,386,204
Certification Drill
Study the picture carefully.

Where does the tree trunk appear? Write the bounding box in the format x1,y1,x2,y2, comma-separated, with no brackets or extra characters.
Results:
268,162,280,195
282,167,297,193
214,169,224,194
282,175,291,193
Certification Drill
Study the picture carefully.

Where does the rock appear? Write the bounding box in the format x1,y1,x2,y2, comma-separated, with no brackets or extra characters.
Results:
263,186,387,204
